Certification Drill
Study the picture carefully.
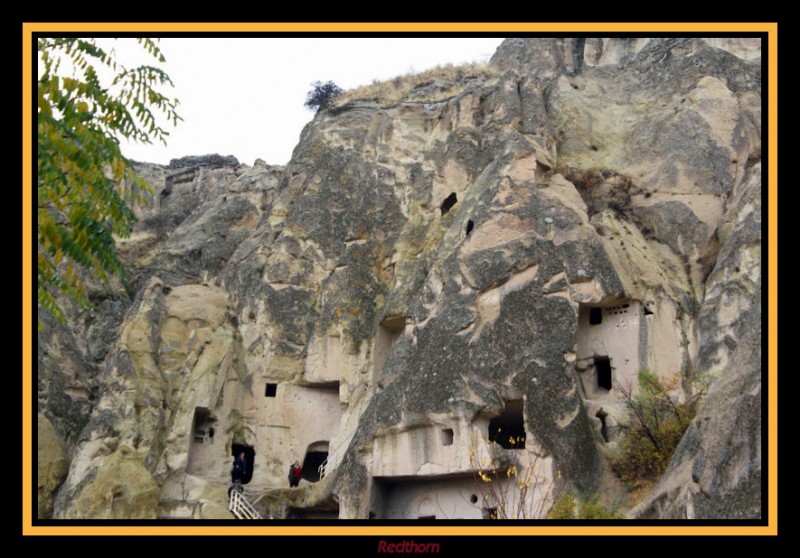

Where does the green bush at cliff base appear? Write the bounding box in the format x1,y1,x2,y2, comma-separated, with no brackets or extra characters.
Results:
548,492,621,519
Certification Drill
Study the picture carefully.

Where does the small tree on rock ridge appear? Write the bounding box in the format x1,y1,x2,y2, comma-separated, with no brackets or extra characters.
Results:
304,81,343,112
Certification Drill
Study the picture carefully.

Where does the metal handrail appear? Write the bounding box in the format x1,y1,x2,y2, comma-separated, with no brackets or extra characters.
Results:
228,488,263,519
318,425,359,479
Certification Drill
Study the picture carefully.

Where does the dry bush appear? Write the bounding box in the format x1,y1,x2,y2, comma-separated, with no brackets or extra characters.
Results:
611,370,699,487
333,63,499,108
556,163,644,217
469,438,560,520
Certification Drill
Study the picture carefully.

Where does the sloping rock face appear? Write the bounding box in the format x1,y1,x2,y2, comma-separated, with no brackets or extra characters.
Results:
631,163,762,519
57,446,160,520
40,156,283,518
40,38,761,520
38,413,68,518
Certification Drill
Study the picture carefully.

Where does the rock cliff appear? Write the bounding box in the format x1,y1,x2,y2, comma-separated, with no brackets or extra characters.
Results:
38,37,761,520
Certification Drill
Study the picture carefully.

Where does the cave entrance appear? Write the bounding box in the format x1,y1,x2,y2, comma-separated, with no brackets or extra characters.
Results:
231,444,255,484
595,357,612,391
187,407,217,475
488,400,526,449
301,441,329,483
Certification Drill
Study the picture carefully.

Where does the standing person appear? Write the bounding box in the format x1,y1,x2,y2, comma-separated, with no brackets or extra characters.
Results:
231,451,247,491
288,459,301,488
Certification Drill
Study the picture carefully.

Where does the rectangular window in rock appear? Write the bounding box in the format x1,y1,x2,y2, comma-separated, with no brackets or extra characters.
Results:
488,400,526,449
374,316,406,379
589,307,603,325
442,428,454,446
265,383,277,397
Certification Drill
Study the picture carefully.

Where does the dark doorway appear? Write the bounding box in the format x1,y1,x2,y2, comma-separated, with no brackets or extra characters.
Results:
465,219,474,236
301,441,329,483
265,383,277,397
596,357,612,391
231,444,255,484
589,307,603,325
440,193,458,215
488,400,526,449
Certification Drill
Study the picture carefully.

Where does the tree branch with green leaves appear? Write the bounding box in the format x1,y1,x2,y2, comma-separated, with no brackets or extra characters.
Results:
37,37,181,327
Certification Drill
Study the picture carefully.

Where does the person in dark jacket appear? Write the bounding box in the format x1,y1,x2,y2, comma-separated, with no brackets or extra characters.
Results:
232,452,247,484
288,459,301,487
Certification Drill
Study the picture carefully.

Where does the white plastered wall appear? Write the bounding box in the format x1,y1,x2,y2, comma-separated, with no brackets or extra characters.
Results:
576,301,641,399
249,383,342,489
373,469,555,519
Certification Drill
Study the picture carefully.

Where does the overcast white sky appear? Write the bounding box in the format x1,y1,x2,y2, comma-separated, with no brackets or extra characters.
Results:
113,38,505,166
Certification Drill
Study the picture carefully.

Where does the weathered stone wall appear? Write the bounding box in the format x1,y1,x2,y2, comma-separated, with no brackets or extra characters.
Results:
372,474,553,520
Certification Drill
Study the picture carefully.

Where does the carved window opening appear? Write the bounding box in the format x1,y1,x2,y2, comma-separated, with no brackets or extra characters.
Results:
442,428,454,446
440,193,458,215
488,400,526,449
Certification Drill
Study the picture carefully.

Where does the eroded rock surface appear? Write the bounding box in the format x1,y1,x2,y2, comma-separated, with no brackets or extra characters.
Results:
41,38,761,520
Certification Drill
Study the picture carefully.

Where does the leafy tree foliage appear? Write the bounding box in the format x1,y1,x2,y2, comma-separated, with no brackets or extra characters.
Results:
304,80,343,112
611,370,699,485
37,38,180,327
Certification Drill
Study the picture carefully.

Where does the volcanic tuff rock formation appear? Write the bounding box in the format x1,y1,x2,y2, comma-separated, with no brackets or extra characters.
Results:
37,37,762,520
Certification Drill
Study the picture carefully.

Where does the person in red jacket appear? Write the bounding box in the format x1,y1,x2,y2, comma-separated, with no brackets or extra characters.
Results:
288,459,301,487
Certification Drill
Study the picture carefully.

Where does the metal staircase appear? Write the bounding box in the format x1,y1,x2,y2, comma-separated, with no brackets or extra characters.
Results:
228,488,263,519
